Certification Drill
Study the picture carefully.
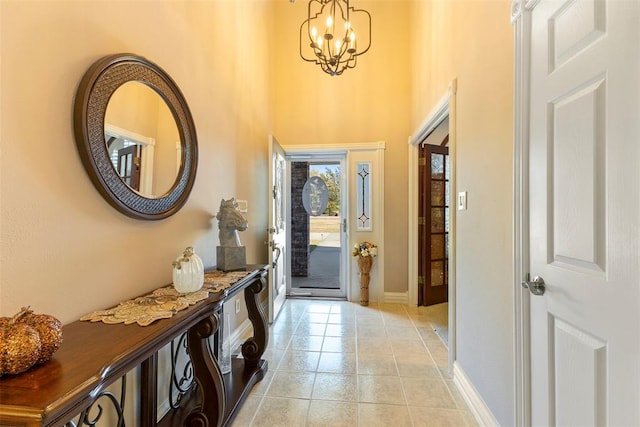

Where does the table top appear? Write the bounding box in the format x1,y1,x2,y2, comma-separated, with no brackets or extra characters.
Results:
0,266,266,426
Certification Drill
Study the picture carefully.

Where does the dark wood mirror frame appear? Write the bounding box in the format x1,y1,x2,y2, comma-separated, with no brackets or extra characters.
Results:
73,53,198,220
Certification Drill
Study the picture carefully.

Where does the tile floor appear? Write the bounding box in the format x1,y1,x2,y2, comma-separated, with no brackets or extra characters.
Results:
231,299,477,427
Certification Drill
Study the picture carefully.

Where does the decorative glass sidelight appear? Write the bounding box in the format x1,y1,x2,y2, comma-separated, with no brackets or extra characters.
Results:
356,162,372,230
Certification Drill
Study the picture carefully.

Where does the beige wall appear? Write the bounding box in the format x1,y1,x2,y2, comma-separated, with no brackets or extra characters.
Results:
0,1,273,324
410,1,515,424
272,1,412,293
1,1,516,424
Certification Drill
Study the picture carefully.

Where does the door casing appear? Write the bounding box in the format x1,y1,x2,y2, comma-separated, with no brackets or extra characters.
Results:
408,80,457,376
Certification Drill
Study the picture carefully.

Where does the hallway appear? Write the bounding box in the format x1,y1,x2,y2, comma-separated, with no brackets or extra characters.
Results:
231,299,476,426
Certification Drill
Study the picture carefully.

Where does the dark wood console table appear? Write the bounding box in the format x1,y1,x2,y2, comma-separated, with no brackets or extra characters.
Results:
0,265,269,427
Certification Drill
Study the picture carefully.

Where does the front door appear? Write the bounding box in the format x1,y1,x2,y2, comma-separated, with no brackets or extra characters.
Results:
268,136,288,323
527,1,639,425
289,158,347,299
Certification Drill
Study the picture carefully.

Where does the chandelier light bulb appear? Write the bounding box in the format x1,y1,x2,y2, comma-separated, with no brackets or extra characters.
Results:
326,15,333,28
311,26,317,38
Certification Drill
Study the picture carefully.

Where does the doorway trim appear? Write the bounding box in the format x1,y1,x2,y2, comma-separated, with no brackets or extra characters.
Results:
408,79,457,375
283,142,385,304
512,2,531,426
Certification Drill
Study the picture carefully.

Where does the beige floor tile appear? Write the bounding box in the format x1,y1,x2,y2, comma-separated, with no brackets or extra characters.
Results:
358,375,406,405
385,325,420,339
270,321,297,335
304,312,330,323
261,348,286,369
382,313,414,327
249,369,274,396
417,327,444,344
409,407,470,426
358,403,413,427
312,372,357,401
357,338,393,355
445,380,469,409
229,395,261,426
239,299,473,425
290,335,324,352
322,336,356,353
439,366,453,379
277,350,320,372
295,321,327,336
327,313,355,324
357,352,398,376
430,346,449,368
317,351,357,374
251,397,309,427
307,400,358,427
307,304,332,313
410,316,435,328
268,333,292,350
356,312,384,323
401,377,457,408
461,410,480,426
325,323,356,337
267,371,316,399
395,354,440,378
330,303,356,315
389,337,429,355
378,303,408,313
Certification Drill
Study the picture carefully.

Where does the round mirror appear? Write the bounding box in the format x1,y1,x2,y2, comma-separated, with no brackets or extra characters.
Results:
105,81,180,198
74,54,197,220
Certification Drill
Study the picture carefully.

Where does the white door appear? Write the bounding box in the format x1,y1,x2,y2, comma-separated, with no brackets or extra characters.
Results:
268,135,288,323
527,1,639,425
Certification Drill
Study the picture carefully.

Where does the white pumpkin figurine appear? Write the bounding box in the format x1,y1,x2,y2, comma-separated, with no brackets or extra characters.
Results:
172,247,204,293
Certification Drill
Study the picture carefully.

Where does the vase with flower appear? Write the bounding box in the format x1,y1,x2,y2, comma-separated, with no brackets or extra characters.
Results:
352,241,377,306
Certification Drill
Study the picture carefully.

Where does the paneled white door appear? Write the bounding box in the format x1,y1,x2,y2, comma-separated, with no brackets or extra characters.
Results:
268,135,288,323
526,1,639,425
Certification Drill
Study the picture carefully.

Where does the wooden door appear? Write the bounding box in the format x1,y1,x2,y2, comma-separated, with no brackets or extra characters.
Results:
418,143,449,306
525,1,639,424
117,145,140,191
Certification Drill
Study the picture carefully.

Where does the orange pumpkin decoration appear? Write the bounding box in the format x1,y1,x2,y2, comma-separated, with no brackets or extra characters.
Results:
0,307,63,376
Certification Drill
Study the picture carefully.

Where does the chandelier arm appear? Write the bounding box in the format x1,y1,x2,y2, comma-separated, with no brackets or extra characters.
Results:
299,0,371,76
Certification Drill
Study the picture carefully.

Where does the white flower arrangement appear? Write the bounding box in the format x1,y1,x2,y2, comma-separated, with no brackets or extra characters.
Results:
352,241,378,257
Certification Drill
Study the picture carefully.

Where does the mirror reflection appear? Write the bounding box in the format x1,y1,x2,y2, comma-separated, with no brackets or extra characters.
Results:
105,81,181,198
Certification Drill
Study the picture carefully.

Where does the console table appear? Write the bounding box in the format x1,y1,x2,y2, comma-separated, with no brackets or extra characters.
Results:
0,265,269,427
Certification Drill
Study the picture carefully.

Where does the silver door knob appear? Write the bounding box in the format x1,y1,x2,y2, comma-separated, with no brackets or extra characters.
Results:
522,276,545,296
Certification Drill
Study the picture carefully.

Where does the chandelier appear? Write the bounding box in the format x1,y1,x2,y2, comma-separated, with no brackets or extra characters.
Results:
299,0,371,76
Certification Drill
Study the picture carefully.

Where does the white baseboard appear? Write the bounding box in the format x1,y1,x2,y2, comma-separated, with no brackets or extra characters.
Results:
231,318,254,354
453,362,499,427
383,291,409,304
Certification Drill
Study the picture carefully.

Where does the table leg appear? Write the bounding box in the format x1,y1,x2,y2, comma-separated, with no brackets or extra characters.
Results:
186,314,225,427
242,274,269,368
140,353,158,427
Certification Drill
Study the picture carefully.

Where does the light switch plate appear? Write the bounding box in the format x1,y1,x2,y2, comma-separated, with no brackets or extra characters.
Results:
235,299,241,314
457,191,467,210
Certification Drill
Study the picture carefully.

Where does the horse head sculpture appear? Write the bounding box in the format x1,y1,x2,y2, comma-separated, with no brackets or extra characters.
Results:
216,198,248,247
